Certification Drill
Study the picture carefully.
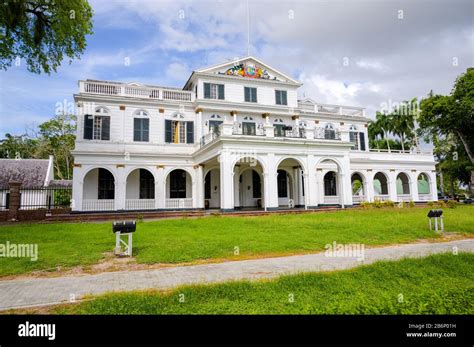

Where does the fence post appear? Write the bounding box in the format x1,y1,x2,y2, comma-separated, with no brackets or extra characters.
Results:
8,181,21,221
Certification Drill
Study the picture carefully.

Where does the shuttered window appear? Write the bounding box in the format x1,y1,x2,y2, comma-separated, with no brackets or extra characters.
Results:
204,82,225,100
165,120,194,144
84,115,110,140
359,132,366,151
133,118,149,142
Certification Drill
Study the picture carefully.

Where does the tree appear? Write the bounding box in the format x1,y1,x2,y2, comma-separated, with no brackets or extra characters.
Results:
0,113,76,180
0,133,38,158
419,68,474,196
368,112,393,151
0,0,93,74
35,113,76,179
390,98,417,152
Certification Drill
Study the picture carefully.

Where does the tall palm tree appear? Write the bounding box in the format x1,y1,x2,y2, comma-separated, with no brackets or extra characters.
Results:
374,112,393,151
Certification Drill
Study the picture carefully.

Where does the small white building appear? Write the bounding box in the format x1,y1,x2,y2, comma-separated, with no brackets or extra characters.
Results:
71,57,437,212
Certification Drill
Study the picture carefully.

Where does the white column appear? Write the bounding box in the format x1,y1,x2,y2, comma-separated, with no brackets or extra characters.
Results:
233,166,240,208
410,171,419,202
340,172,353,207
306,155,318,208
155,167,165,209
220,152,234,210
72,166,83,211
316,169,325,205
264,171,279,210
429,171,438,201
195,165,204,208
388,171,398,201
366,171,375,202
196,111,203,143
115,166,126,210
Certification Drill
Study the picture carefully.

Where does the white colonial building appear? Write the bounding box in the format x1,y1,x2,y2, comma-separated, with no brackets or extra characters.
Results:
71,57,437,212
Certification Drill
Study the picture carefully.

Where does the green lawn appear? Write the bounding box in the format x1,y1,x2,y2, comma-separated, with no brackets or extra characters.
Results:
0,206,473,277
54,253,474,314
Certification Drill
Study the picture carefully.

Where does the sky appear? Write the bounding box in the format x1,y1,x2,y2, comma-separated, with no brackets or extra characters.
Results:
0,0,473,137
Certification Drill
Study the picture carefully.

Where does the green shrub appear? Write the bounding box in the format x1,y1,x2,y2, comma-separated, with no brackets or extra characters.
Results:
398,201,405,209
373,199,383,208
383,200,395,208
427,201,434,207
436,201,447,208
408,200,415,208
360,201,372,209
446,200,458,209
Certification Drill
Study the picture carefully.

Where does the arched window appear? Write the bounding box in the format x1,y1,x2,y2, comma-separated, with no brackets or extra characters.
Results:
209,114,223,135
349,124,360,149
324,171,337,196
133,110,149,142
324,123,336,139
243,116,256,135
84,106,110,140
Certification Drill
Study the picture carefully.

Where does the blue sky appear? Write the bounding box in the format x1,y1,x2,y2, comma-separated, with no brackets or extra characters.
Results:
0,0,473,137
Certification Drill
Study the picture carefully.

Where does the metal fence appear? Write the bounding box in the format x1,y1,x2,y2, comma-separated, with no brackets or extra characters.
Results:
18,187,72,210
0,188,9,210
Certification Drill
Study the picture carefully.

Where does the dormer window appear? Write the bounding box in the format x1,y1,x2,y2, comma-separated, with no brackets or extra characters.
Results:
204,82,224,100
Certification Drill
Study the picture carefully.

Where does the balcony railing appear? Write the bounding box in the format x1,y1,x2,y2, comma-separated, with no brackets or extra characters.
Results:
314,127,341,140
125,199,155,210
418,193,432,201
374,194,390,201
397,194,412,202
352,195,366,203
79,80,194,102
323,196,340,204
165,198,193,209
369,148,433,155
82,199,115,211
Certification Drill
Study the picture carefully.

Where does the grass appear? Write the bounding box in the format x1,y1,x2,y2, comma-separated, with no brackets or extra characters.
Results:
52,253,474,314
0,206,473,277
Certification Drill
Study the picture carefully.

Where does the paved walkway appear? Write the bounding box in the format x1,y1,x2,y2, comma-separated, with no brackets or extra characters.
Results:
1,239,473,311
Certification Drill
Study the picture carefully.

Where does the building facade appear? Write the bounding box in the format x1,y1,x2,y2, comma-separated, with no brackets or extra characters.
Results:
71,57,437,212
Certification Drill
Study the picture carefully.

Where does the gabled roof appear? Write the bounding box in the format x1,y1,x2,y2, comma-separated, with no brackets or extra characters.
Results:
184,56,301,88
0,158,50,188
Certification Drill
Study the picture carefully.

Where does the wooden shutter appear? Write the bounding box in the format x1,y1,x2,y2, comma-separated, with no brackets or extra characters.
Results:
359,132,366,151
204,83,210,99
142,118,149,142
186,121,194,144
275,90,281,104
282,91,287,105
84,114,93,139
101,116,110,140
165,120,172,143
218,84,225,100
133,118,140,141
252,88,257,102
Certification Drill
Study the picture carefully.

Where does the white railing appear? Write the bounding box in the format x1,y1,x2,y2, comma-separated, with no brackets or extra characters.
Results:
397,194,412,202
352,195,366,203
80,81,193,102
82,199,115,211
369,148,433,155
317,104,365,117
165,198,193,209
418,193,432,201
314,127,341,140
125,199,155,210
200,131,219,147
323,196,340,204
374,194,390,201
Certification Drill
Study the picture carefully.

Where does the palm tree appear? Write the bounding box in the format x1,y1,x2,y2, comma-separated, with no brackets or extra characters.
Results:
391,100,416,152
374,112,393,151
